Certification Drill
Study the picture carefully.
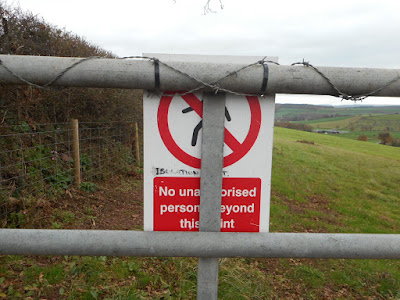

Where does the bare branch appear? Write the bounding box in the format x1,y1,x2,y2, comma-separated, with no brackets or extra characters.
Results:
204,0,224,15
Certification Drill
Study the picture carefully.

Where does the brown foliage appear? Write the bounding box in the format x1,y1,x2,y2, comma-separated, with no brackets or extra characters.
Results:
357,135,368,141
377,132,393,145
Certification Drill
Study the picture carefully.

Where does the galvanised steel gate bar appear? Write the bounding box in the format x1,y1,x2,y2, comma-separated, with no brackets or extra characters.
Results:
1,230,400,259
1,54,400,97
197,93,226,300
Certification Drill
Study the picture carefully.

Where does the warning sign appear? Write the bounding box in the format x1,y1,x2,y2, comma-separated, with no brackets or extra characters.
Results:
158,93,261,168
143,54,277,233
154,177,261,231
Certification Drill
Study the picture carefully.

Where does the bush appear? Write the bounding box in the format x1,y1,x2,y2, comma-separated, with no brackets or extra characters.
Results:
357,135,368,141
377,132,393,145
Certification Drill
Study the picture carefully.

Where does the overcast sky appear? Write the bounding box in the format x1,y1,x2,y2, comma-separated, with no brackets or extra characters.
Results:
12,0,400,106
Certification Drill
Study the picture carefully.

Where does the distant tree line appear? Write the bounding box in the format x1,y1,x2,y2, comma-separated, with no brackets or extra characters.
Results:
274,121,314,132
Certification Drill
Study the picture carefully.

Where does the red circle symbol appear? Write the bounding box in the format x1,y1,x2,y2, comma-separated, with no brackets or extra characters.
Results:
158,93,261,169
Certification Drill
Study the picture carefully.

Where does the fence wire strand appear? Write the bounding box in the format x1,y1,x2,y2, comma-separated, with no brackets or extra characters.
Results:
0,121,136,225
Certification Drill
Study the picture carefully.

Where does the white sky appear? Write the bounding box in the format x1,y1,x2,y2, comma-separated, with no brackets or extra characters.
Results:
11,0,400,106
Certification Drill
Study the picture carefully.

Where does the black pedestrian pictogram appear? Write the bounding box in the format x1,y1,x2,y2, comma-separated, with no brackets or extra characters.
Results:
182,101,231,146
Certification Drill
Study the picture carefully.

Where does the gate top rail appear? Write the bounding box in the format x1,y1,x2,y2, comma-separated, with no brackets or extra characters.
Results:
1,54,400,98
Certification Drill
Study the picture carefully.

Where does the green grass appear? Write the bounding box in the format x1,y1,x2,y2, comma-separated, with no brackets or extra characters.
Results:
297,114,400,140
369,113,400,120
338,130,400,144
1,127,400,299
305,115,364,129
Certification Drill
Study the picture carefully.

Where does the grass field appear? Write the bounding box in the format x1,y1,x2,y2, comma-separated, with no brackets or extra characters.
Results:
337,130,400,144
303,115,364,129
294,113,400,144
1,127,400,299
296,115,356,125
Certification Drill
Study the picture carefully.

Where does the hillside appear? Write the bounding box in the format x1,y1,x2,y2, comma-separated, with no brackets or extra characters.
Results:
1,128,399,298
305,114,400,131
275,103,400,121
271,127,400,232
291,113,400,144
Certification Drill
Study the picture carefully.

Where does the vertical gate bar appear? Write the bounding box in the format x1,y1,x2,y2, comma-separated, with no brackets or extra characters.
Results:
197,92,226,300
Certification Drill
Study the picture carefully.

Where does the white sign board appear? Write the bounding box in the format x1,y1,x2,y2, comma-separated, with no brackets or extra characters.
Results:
143,55,276,232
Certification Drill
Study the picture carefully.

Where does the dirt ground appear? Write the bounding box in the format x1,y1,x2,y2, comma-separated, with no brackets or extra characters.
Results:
26,170,144,231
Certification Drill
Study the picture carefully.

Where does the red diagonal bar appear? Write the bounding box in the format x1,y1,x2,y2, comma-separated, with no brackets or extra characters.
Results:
223,129,242,152
181,94,242,152
181,94,203,118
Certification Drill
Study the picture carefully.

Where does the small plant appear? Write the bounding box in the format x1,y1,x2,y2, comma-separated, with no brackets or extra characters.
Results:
47,171,73,190
9,211,27,228
60,211,75,223
80,181,97,193
13,122,31,133
51,222,62,229
80,154,92,172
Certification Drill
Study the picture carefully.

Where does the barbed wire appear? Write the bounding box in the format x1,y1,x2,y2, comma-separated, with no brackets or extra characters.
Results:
0,56,98,90
290,59,400,101
1,55,400,101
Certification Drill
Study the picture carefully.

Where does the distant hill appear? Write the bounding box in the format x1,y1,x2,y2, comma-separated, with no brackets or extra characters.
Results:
307,114,400,132
275,104,400,121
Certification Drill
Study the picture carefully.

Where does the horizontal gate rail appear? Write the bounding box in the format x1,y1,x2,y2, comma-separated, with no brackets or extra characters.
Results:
1,54,400,97
1,229,399,259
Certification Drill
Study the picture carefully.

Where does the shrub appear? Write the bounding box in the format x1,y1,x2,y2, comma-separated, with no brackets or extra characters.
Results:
377,132,393,145
357,135,368,141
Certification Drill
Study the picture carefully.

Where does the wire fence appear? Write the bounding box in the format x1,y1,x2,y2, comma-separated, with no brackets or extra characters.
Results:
0,121,138,226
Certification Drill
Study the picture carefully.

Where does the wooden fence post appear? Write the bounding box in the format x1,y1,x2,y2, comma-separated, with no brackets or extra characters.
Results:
134,122,140,165
71,119,81,186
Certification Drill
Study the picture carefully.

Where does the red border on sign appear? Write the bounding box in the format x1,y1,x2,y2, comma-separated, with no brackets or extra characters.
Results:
158,93,261,169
